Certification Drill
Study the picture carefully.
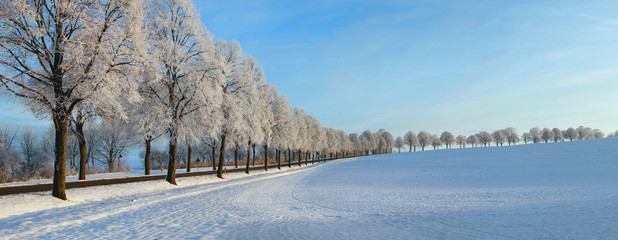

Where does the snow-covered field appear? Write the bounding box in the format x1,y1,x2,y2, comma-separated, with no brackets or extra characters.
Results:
1,138,617,239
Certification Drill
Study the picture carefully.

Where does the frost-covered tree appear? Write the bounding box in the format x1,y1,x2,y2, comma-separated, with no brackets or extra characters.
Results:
403,131,418,152
271,94,295,169
212,40,261,177
529,128,542,143
349,133,361,156
521,132,531,144
593,129,604,139
456,135,466,148
565,127,578,141
359,130,375,155
466,135,479,148
552,128,564,142
541,128,554,143
492,130,506,146
503,127,519,145
430,134,442,150
440,131,455,149
479,131,493,147
142,0,220,184
130,98,164,175
241,56,266,173
293,107,310,163
417,131,431,151
377,129,394,154
576,126,592,140
0,0,146,199
395,137,404,153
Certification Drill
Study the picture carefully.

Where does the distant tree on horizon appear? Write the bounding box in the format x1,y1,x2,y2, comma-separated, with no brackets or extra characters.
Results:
456,135,467,148
565,127,579,141
466,135,479,147
492,130,506,146
395,137,404,153
552,128,564,142
541,128,554,143
430,134,442,150
417,131,431,151
403,131,419,152
440,132,455,149
529,128,542,143
503,127,519,145
479,131,493,147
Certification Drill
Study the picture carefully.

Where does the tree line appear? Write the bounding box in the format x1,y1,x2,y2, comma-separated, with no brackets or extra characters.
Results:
393,126,617,152
0,0,398,200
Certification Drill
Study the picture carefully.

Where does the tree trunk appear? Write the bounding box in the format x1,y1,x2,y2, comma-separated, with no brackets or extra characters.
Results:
52,116,68,200
245,141,251,174
264,144,269,171
144,138,151,175
211,146,216,171
252,144,256,166
186,141,192,173
76,122,87,180
217,134,226,178
277,149,281,170
165,137,178,185
298,150,302,167
288,148,292,168
234,147,238,168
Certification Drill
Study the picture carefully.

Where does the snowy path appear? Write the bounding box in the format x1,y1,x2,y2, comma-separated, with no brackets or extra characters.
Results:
1,138,618,239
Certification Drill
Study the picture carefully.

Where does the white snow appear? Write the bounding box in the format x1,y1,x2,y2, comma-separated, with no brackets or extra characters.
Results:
1,138,617,239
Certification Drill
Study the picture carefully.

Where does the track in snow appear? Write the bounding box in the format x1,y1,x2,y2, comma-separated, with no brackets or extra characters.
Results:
1,138,618,239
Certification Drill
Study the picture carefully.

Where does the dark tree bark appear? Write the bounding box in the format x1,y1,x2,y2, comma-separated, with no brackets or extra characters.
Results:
144,138,152,175
210,145,217,171
298,149,302,167
186,140,192,173
252,143,256,166
245,140,251,174
277,149,281,170
76,122,87,180
166,137,178,185
52,117,69,200
288,148,292,168
264,144,269,171
217,134,226,178
234,147,238,168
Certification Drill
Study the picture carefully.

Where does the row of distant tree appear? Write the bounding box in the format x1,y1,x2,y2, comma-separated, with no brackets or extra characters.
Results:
393,126,618,152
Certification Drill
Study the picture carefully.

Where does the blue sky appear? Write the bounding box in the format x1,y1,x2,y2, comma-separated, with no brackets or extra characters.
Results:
2,0,618,139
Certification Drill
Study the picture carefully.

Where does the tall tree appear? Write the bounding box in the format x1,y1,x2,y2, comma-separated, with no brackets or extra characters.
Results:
0,0,145,199
142,0,221,184
212,40,258,178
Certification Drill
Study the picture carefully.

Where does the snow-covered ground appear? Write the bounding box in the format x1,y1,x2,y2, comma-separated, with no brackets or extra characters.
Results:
1,138,617,239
